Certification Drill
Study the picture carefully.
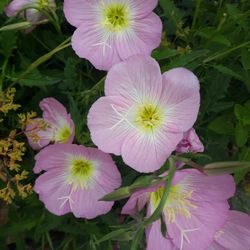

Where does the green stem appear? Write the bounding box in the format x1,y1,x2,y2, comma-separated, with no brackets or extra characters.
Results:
143,157,176,227
9,37,71,87
129,158,176,250
203,41,250,63
214,0,224,25
191,0,202,30
172,155,204,172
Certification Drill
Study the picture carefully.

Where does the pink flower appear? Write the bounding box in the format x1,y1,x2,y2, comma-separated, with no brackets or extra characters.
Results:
5,0,55,24
176,128,204,154
121,169,235,250
25,97,75,150
63,0,162,71
33,144,122,218
209,210,250,250
87,56,200,173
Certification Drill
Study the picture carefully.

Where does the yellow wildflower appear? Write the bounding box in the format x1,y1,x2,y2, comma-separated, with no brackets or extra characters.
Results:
0,88,20,115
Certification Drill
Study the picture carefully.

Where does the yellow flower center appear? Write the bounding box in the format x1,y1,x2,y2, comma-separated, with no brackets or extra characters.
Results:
68,159,94,189
54,126,71,143
103,4,129,32
135,104,163,132
151,184,196,223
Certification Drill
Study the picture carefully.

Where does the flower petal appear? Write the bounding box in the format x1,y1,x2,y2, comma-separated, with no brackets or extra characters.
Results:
87,147,122,190
105,55,162,104
40,97,67,124
88,96,134,155
208,242,227,250
33,144,81,173
121,129,183,172
146,220,179,250
176,128,204,154
127,0,158,19
72,21,121,71
176,169,235,202
160,68,200,133
4,0,29,17
34,168,72,216
116,13,162,60
70,185,115,219
25,118,53,150
63,0,98,27
213,211,250,250
167,201,229,250
40,97,75,143
121,188,152,215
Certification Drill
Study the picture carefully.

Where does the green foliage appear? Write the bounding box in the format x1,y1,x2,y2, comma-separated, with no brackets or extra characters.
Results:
0,0,250,249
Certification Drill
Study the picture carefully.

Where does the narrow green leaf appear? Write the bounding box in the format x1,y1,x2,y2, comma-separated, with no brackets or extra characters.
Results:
235,123,248,147
130,228,144,250
213,64,243,81
152,49,179,60
195,28,231,46
165,50,209,70
204,161,250,176
159,0,184,28
99,187,131,201
97,228,131,244
0,22,32,32
241,48,250,70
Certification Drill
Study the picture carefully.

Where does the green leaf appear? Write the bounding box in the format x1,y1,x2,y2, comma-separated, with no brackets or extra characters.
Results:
0,31,17,57
160,216,167,239
130,228,144,250
62,57,79,90
100,187,131,201
234,147,250,183
235,123,248,147
204,161,250,176
0,0,9,14
100,175,162,201
195,28,231,46
213,64,243,81
159,0,184,27
0,219,37,237
208,115,234,135
241,48,250,71
164,50,209,70
0,22,32,32
152,49,179,60
234,168,249,184
97,228,132,244
234,104,250,125
19,69,62,87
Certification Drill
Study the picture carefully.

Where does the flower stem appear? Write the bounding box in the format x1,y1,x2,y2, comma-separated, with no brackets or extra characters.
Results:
9,37,71,87
143,157,176,227
203,41,250,63
191,0,202,30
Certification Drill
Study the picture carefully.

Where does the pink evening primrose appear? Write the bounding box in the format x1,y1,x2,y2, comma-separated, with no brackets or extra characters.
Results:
209,210,250,250
63,0,162,71
176,128,204,154
25,97,75,150
5,0,55,24
33,144,122,218
121,169,235,250
87,55,200,173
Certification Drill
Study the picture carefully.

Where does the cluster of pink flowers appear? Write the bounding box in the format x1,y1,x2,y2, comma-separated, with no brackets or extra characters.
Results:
6,0,250,249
